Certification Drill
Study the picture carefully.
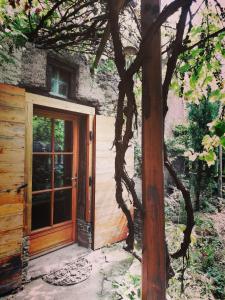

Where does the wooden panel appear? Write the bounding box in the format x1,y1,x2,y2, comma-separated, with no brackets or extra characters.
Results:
0,83,25,96
0,255,22,295
0,106,25,123
26,92,95,115
0,84,25,296
0,148,24,164
30,224,73,255
0,191,24,205
0,204,23,217
0,121,25,138
0,92,25,109
94,116,134,249
0,214,23,232
0,136,24,150
0,229,23,259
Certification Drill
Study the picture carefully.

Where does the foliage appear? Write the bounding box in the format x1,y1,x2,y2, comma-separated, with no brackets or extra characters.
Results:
112,274,141,300
95,58,117,75
166,97,220,211
166,215,225,299
172,3,225,166
0,0,107,62
194,215,225,299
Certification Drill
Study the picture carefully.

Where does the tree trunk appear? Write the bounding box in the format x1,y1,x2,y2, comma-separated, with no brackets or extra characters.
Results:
141,0,166,299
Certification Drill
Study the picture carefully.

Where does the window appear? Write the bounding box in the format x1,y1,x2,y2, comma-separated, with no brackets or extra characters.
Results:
49,65,70,99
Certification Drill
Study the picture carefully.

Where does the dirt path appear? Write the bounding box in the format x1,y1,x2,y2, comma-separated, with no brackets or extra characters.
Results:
209,209,225,244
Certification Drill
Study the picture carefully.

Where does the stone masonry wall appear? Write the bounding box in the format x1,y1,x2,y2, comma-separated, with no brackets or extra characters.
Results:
20,44,47,89
0,47,22,85
77,219,92,249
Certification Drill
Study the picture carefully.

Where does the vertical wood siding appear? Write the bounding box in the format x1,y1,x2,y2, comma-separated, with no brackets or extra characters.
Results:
94,116,134,249
0,84,25,296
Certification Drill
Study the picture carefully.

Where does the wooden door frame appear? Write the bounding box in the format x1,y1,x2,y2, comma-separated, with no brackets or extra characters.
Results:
31,108,78,246
24,93,95,251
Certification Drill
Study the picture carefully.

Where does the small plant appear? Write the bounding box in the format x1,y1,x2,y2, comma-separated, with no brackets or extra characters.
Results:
112,274,141,300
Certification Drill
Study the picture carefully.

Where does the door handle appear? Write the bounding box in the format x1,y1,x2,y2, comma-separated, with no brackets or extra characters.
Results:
71,176,78,180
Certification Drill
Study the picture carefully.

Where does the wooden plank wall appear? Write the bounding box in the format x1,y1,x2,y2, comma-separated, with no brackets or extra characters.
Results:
0,84,25,295
94,116,134,249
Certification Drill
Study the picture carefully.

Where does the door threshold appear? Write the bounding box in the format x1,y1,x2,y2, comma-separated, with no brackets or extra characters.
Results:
30,241,74,260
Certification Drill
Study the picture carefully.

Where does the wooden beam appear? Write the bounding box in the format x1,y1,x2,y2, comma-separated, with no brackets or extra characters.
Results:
26,92,95,115
141,0,166,299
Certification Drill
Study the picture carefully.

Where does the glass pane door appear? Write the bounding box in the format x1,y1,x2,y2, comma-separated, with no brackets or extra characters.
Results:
32,113,74,231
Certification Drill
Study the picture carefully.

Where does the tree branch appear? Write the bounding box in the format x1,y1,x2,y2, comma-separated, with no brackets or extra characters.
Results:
164,149,195,259
162,2,192,118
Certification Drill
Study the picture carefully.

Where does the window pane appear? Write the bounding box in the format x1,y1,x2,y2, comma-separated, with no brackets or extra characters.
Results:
58,82,68,97
54,119,73,152
33,116,52,152
54,155,72,188
54,189,72,224
51,78,58,94
32,155,52,191
60,70,70,83
32,192,51,230
50,66,69,98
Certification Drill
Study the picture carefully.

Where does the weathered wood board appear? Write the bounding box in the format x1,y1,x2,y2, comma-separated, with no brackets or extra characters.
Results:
0,84,25,296
93,115,134,249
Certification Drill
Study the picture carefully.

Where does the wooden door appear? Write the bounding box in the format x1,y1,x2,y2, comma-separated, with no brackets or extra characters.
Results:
30,109,79,255
93,116,134,249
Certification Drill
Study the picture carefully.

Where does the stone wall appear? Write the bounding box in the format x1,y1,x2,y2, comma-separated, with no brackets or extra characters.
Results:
21,237,30,285
0,44,111,114
77,219,92,249
96,72,119,116
0,48,22,85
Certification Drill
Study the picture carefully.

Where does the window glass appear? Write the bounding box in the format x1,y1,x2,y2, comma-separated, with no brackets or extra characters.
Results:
50,66,70,98
32,192,51,230
54,119,73,152
54,189,72,224
33,116,52,152
32,155,52,191
54,155,72,188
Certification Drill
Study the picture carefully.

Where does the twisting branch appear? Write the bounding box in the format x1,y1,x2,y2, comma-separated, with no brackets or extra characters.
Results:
182,26,225,53
108,0,141,251
164,149,195,259
127,0,194,77
162,2,192,117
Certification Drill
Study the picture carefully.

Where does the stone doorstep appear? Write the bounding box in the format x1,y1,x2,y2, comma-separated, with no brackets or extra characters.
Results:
27,244,90,281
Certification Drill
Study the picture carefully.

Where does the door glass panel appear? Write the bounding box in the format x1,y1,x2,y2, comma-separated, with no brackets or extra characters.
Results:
32,192,51,230
54,189,72,224
32,155,52,191
54,119,73,152
33,116,52,152
54,155,72,188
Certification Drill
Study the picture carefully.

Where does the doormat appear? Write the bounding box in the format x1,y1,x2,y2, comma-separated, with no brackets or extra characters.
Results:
42,257,92,286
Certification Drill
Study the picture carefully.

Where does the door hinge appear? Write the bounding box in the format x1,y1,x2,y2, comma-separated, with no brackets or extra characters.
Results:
89,131,93,142
89,176,93,187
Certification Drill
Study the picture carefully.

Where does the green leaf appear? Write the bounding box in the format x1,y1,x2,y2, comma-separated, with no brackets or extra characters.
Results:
214,120,225,137
179,64,190,74
209,89,222,101
190,73,198,89
220,136,225,148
